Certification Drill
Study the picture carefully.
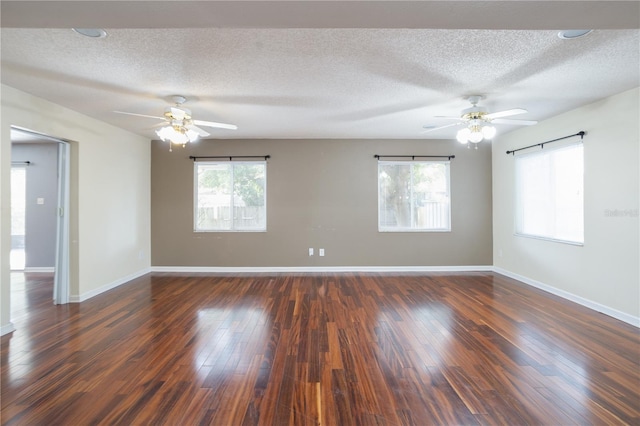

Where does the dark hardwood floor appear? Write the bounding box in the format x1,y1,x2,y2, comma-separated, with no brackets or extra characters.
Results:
1,271,639,425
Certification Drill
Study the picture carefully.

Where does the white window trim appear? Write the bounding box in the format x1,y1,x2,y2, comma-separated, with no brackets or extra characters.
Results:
378,160,452,233
194,160,267,233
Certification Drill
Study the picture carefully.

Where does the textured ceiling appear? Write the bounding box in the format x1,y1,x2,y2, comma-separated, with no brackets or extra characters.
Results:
1,1,639,141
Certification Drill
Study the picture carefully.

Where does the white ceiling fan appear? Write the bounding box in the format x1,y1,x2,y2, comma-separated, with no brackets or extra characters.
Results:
423,95,537,144
115,95,237,149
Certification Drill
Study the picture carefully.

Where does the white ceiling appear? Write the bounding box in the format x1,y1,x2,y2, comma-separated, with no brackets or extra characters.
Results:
1,1,639,141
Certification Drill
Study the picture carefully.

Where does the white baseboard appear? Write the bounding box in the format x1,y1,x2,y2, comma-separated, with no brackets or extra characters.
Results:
151,265,494,273
24,267,55,273
493,267,640,328
70,267,151,303
0,322,16,336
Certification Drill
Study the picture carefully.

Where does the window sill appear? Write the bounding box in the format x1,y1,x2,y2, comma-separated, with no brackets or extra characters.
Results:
514,232,583,246
379,228,451,233
194,229,267,233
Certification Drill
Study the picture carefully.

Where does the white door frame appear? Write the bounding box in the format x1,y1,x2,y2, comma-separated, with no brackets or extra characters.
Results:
11,127,70,304
54,141,70,304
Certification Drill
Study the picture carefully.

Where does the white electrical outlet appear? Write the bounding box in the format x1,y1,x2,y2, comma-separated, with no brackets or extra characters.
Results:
319,248,325,257
309,248,314,256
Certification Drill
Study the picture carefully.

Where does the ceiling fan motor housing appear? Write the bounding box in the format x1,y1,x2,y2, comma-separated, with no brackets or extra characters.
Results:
461,105,489,123
164,106,192,123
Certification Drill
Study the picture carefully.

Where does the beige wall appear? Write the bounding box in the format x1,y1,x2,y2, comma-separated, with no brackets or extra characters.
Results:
152,138,493,267
1,85,151,333
493,87,639,322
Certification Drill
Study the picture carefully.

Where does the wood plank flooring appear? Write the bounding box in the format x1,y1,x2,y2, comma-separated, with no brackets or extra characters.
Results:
2,271,639,425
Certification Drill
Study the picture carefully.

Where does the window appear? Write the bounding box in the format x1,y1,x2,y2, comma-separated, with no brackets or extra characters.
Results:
11,167,26,270
378,161,451,232
195,161,266,231
515,143,584,244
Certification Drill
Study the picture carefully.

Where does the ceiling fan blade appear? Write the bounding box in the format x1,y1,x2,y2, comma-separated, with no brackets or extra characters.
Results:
151,121,170,128
193,119,238,130
114,111,164,120
492,118,538,126
434,115,463,120
421,122,462,134
186,125,210,137
486,108,527,120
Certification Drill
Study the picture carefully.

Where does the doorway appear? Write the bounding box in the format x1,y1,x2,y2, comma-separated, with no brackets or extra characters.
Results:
10,127,70,306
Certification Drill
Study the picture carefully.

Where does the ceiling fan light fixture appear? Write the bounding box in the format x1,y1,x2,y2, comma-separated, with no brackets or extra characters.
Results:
482,125,497,140
468,130,484,143
456,124,495,144
456,128,470,143
156,125,196,145
172,131,189,145
156,126,176,141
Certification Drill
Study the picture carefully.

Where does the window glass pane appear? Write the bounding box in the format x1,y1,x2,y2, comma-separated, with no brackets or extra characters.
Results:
378,161,450,232
196,164,232,230
233,164,266,230
379,163,412,228
517,153,552,236
515,144,583,244
413,162,450,230
553,146,584,242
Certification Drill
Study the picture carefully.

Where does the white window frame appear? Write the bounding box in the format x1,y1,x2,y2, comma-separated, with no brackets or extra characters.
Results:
378,160,451,232
194,161,267,232
514,142,584,245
